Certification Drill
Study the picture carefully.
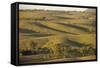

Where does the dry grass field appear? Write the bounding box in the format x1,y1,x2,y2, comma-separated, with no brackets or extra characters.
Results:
19,9,96,64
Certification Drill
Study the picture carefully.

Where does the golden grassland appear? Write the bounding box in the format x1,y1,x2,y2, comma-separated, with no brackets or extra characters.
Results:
19,9,96,64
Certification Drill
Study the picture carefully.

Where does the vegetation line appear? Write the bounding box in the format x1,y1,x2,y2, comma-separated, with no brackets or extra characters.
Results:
55,22,90,32
31,22,76,35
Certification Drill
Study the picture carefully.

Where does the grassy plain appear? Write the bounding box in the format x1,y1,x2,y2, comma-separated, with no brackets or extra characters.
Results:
19,9,96,64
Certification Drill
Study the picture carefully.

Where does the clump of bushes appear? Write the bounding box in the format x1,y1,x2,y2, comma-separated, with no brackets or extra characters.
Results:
20,41,50,56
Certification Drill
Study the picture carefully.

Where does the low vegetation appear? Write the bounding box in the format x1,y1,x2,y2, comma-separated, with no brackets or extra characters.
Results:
19,9,96,64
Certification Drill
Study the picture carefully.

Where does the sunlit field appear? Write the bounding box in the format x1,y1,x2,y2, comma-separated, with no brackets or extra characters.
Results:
19,9,96,64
